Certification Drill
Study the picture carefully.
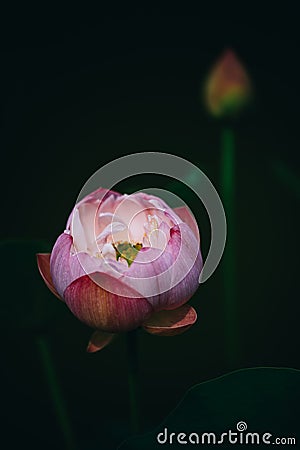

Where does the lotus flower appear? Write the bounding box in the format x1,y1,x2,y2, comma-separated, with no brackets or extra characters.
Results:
37,188,202,353
204,49,251,118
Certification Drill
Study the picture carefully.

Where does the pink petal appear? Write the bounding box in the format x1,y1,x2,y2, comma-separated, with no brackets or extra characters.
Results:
50,233,103,298
63,272,153,332
50,233,86,298
160,225,202,310
173,206,200,242
86,330,116,353
113,192,178,244
142,304,197,336
36,253,62,300
66,188,121,230
133,192,178,218
119,223,202,311
50,232,129,300
71,203,99,254
96,221,127,244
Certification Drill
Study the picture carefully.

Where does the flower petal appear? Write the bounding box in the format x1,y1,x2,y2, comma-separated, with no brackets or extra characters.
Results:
142,304,197,336
36,253,62,300
173,206,200,242
66,188,121,230
117,223,202,311
50,233,87,298
96,221,127,244
71,202,100,254
63,272,153,332
50,232,130,300
86,330,116,353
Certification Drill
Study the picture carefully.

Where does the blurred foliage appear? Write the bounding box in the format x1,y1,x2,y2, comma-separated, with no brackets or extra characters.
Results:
0,239,61,334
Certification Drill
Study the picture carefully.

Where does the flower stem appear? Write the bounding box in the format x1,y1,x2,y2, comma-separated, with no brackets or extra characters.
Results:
37,336,76,449
126,329,140,434
220,127,238,365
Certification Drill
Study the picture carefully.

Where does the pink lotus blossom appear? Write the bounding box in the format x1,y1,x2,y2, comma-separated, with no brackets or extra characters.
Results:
37,188,202,352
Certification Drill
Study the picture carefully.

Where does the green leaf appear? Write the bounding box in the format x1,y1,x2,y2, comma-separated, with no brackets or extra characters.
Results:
120,367,300,449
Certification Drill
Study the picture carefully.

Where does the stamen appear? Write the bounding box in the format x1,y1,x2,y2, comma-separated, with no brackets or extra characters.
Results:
145,214,160,233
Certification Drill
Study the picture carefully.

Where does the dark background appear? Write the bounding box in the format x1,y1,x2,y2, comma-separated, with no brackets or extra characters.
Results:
1,8,299,450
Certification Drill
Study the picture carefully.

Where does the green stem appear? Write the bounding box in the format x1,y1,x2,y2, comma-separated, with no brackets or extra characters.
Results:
221,127,238,365
126,329,140,434
36,336,76,450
